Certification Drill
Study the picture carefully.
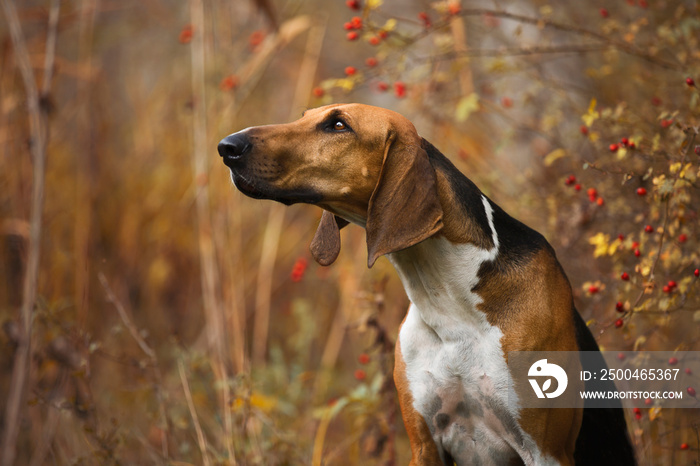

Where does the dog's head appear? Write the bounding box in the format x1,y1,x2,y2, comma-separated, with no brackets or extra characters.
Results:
218,103,443,267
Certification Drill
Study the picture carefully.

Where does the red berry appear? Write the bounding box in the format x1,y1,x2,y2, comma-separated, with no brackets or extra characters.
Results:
365,57,378,67
679,233,688,243
634,412,642,421
680,443,689,450
669,357,679,366
376,81,389,92
600,8,609,18
632,241,640,249
351,16,363,29
644,225,654,233
662,285,670,293
394,81,406,98
686,368,693,375
249,30,265,48
346,0,360,9
644,398,652,405
621,272,630,281
312,87,324,98
695,145,700,156
358,353,370,364
596,197,605,206
219,75,239,91
668,280,677,289
343,22,354,30
565,175,576,186
688,386,696,397
501,97,513,108
661,119,673,128
633,407,641,414
291,257,308,282
418,11,431,28
377,30,388,39
616,301,625,312
621,137,630,146
615,319,623,328
636,187,647,196
580,125,589,135
448,3,461,15
346,31,359,41
179,25,193,44
628,141,636,149
687,77,696,87
609,143,619,152
695,269,700,277
345,66,356,76
618,234,625,241
574,184,582,191
588,285,600,294
634,249,641,257
368,36,380,46
354,369,366,380
617,352,626,361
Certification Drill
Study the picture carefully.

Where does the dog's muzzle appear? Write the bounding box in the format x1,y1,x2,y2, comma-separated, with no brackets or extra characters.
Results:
218,132,252,168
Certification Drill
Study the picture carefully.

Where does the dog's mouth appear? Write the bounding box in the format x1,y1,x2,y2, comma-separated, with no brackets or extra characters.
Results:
228,169,323,206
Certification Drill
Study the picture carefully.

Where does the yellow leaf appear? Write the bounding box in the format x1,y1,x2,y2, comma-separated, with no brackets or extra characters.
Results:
581,98,599,127
232,392,277,412
607,238,622,255
328,78,355,91
367,0,383,9
589,232,610,258
382,18,397,31
649,406,662,421
669,162,682,174
455,93,480,122
543,149,566,166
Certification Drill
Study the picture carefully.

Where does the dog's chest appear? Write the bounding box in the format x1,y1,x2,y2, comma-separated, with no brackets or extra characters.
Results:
398,302,533,464
389,220,552,464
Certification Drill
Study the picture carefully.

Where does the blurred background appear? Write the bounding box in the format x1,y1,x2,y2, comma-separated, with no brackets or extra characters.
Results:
1,0,699,464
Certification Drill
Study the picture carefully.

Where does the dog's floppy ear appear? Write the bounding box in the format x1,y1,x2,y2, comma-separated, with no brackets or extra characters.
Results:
365,135,443,268
310,211,349,266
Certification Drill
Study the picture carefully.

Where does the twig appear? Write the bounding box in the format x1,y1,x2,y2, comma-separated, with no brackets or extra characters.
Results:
421,43,608,61
252,204,285,365
98,273,155,358
0,0,58,463
405,8,684,71
98,273,169,459
178,360,212,466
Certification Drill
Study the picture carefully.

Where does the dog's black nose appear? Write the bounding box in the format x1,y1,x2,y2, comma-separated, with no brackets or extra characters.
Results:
218,132,252,163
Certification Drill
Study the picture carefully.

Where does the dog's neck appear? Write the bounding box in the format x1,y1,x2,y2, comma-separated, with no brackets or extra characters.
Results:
388,189,500,340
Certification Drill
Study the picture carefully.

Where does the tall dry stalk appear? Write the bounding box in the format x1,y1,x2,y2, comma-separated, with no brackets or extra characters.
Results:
188,0,237,462
251,18,325,366
0,0,60,464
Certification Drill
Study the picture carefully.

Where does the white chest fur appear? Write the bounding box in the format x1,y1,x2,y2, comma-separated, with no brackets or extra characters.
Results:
389,196,556,465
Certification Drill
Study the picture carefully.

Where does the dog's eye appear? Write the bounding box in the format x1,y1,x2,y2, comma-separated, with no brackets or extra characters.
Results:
333,120,347,131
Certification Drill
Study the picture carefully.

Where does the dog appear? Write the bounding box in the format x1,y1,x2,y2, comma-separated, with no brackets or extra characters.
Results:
218,104,636,465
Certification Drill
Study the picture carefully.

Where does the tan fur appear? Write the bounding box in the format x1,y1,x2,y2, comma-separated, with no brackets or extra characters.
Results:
395,319,443,466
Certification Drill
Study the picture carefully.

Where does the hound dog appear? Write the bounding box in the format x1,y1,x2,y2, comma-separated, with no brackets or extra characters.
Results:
218,104,636,465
